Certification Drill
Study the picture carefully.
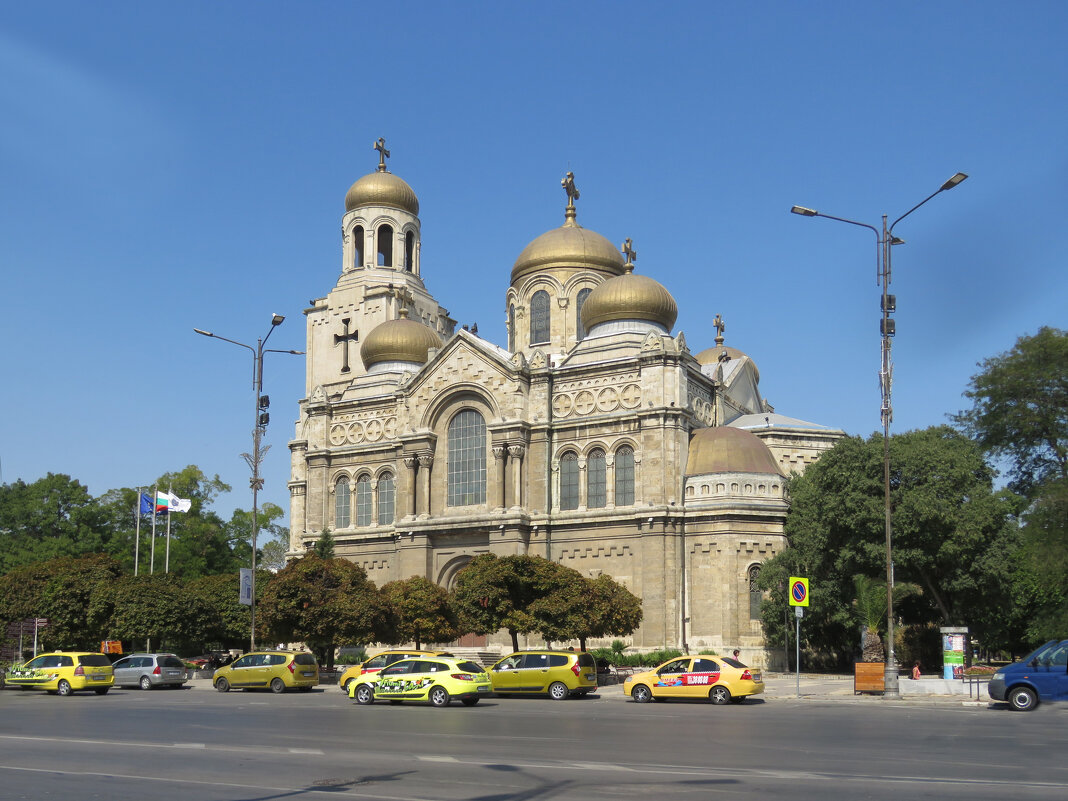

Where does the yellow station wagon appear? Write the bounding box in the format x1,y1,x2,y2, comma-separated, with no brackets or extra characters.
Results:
5,651,114,696
349,656,491,707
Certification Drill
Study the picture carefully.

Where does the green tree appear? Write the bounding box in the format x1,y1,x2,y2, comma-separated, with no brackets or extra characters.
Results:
0,474,107,573
225,502,291,571
99,573,212,653
955,326,1068,497
759,427,1024,665
453,554,561,651
1012,478,1068,643
313,528,336,559
186,572,256,650
257,555,392,669
582,574,643,648
381,576,461,648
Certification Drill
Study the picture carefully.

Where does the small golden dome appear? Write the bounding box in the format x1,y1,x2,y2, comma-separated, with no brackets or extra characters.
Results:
345,170,420,215
685,427,783,476
580,265,678,332
695,345,760,382
360,308,442,369
511,221,625,283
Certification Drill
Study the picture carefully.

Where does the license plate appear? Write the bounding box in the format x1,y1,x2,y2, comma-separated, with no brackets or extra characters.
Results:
302,671,314,677
477,686,488,692
583,673,594,681
752,673,762,682
92,674,105,681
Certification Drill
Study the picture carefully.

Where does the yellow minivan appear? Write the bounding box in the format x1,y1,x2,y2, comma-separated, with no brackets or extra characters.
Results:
488,650,598,699
213,650,319,693
4,651,114,696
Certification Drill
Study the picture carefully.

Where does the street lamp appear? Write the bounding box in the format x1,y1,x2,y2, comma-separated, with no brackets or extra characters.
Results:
791,172,968,699
194,315,304,651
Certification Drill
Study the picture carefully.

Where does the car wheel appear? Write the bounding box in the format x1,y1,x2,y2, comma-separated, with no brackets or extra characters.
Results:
94,688,109,695
1009,686,1038,712
354,684,374,705
341,679,351,694
215,678,230,693
270,678,286,694
710,685,732,705
548,681,569,700
57,680,72,697
430,686,451,707
631,684,653,703
140,676,153,691
461,697,479,706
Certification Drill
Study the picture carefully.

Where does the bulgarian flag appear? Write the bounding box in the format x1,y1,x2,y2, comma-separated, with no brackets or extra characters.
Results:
156,491,192,514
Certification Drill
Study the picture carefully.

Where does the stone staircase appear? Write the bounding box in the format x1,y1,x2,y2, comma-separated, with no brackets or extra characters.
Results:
446,647,505,668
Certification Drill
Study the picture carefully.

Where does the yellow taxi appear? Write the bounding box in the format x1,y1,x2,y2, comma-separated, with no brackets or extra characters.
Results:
213,650,319,693
337,649,452,693
348,656,491,707
623,655,764,704
4,651,114,696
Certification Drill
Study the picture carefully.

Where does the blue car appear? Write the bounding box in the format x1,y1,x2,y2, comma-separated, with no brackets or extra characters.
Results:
989,639,1068,711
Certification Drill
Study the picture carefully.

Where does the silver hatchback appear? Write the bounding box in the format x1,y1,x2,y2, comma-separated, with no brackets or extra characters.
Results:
112,653,188,690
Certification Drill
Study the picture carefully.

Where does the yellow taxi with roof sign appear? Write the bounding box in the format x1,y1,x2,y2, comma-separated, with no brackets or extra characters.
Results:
623,655,763,704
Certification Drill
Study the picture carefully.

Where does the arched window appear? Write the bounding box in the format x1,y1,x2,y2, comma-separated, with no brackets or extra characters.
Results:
748,565,762,620
508,304,515,351
587,449,606,508
377,473,395,526
377,224,393,267
352,225,365,269
334,477,350,528
355,475,372,526
560,451,579,511
530,290,550,344
404,231,414,272
615,446,634,506
447,409,486,506
576,287,592,341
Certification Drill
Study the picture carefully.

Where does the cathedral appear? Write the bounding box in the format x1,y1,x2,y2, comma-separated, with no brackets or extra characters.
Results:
287,141,843,664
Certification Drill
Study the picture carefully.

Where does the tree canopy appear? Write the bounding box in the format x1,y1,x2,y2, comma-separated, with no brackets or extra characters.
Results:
380,576,461,649
955,326,1068,497
759,426,1025,664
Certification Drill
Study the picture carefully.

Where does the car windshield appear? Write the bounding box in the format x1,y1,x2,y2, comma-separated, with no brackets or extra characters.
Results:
456,661,484,673
1018,640,1058,665
294,653,317,665
78,654,111,667
159,656,185,668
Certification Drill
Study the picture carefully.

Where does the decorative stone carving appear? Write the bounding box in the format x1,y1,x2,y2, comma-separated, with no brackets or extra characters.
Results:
641,330,665,353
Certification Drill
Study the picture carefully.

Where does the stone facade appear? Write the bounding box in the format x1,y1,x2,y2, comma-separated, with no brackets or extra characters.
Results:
288,151,844,665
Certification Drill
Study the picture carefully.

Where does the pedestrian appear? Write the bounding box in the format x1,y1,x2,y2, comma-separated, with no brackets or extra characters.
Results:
912,661,921,680
732,649,740,661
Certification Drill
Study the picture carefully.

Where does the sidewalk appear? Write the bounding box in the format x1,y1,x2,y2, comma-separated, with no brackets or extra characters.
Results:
758,672,991,705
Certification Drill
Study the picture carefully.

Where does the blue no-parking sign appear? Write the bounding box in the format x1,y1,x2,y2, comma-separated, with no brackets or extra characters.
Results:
789,577,809,607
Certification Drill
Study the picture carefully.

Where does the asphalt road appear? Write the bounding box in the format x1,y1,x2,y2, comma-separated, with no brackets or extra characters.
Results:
0,683,1064,801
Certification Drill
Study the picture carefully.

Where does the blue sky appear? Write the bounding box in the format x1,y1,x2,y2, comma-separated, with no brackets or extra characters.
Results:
2,2,1065,521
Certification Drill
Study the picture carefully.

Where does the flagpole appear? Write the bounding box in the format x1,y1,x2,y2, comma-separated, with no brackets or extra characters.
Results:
165,484,173,573
134,487,142,576
150,484,158,574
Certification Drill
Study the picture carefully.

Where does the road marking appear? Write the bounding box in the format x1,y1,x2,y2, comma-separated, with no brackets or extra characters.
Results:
289,748,325,755
417,755,458,763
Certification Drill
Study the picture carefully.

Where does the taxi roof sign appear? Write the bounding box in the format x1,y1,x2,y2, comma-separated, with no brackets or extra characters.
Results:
789,577,809,607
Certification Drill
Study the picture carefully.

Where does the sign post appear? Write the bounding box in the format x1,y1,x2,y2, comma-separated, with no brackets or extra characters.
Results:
789,577,809,698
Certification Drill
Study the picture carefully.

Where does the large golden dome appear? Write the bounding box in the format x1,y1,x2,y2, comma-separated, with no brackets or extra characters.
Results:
345,170,420,215
511,220,625,283
580,265,678,332
360,309,442,369
685,427,783,476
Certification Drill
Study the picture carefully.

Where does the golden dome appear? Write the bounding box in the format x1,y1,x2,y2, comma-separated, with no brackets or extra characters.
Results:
511,220,625,283
685,427,783,476
345,170,420,215
579,265,678,332
695,345,760,382
360,308,442,369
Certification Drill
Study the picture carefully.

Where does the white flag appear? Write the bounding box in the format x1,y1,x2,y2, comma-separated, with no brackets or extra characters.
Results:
159,491,191,513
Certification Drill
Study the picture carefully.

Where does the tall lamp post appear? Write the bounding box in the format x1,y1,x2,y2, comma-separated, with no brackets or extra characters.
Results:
194,314,304,651
791,172,967,699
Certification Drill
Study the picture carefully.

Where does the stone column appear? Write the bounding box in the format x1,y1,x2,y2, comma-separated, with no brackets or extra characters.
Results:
508,445,525,509
493,446,507,509
403,456,418,518
605,453,616,508
418,454,434,517
370,478,379,526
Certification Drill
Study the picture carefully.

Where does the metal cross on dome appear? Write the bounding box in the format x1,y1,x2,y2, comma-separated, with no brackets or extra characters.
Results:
622,238,637,265
562,171,580,208
374,137,390,172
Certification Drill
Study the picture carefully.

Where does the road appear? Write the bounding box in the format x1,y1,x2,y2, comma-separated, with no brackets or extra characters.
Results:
0,683,1063,800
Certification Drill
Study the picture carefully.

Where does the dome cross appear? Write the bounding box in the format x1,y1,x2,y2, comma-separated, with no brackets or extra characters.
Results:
622,238,637,266
562,171,580,223
374,137,391,172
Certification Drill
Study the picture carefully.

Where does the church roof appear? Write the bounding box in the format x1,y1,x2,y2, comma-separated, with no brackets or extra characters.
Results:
685,426,784,477
360,308,442,369
345,141,419,214
581,264,678,332
729,413,834,431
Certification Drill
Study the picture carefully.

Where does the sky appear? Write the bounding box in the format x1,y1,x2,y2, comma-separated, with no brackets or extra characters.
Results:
2,1,1066,522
